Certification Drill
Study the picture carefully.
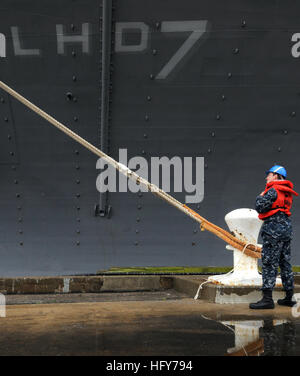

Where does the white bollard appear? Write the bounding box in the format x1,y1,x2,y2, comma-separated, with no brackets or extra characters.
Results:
208,208,282,287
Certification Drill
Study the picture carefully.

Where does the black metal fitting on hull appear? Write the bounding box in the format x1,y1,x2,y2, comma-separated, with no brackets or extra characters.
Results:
94,203,112,218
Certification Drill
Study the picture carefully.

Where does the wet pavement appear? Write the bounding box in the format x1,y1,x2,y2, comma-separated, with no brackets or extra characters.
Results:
0,292,299,356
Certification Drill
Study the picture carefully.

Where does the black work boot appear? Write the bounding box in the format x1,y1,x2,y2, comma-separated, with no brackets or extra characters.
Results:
249,289,275,309
277,290,296,307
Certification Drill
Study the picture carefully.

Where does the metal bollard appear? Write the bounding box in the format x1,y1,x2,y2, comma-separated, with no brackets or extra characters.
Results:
208,208,282,287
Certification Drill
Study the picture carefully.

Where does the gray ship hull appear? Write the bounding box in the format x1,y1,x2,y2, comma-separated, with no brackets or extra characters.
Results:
0,0,299,276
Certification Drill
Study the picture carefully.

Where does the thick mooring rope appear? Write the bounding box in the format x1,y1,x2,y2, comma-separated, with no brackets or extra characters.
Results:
0,80,262,259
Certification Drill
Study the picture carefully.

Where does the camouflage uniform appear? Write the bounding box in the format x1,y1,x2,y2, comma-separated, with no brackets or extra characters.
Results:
255,188,294,291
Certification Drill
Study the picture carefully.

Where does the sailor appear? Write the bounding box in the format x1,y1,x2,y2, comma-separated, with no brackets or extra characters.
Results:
249,165,298,309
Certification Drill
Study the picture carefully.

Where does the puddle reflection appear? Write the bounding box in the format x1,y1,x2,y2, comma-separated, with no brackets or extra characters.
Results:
202,316,297,356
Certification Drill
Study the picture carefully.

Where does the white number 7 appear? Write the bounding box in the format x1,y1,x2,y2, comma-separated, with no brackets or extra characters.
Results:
156,20,209,80
0,33,6,58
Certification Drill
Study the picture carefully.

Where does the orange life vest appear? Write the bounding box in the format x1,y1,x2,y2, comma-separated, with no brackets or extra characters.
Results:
258,180,298,220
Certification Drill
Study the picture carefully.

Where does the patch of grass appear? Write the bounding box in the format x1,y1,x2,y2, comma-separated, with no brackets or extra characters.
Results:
97,265,300,275
97,266,233,274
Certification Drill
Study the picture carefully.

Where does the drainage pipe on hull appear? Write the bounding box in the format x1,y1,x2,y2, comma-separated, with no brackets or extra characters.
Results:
98,0,113,218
